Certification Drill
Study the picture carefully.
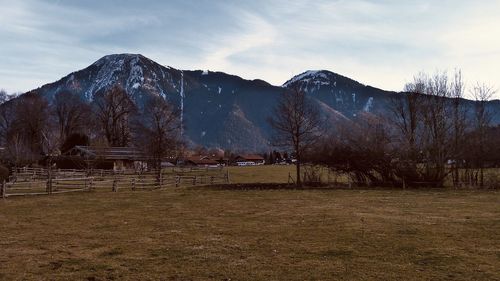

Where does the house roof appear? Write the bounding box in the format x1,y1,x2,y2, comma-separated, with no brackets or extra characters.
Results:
66,146,147,161
236,154,265,161
185,157,219,165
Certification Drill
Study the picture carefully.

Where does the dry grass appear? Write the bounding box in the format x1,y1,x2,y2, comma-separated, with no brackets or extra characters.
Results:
226,165,345,185
227,165,296,184
0,186,499,280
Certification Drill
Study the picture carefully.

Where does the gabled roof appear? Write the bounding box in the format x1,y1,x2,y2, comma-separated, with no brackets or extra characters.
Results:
185,157,219,165
235,154,265,161
65,146,147,161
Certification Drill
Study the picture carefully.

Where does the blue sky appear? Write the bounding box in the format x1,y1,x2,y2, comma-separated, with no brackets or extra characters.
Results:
1,0,499,98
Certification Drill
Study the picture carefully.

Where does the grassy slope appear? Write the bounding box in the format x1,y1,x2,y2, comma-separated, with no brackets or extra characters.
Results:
0,187,499,280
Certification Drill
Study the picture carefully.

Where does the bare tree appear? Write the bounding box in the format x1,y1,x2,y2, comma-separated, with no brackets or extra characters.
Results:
419,72,454,184
41,122,62,194
268,87,322,186
449,70,468,186
386,70,473,187
133,96,181,179
391,73,425,164
306,112,398,187
0,95,28,166
0,100,16,146
0,89,9,105
54,91,92,144
11,93,52,164
471,83,495,187
391,72,456,186
94,86,135,147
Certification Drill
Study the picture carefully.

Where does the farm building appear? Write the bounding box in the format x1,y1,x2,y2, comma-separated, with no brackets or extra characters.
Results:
183,156,220,167
63,146,148,171
234,154,265,166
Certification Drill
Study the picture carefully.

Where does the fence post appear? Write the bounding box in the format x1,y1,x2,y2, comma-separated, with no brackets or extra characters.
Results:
1,180,6,198
46,169,53,195
89,177,93,192
175,176,180,187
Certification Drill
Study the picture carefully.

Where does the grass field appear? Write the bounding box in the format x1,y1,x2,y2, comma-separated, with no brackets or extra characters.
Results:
227,165,296,183
0,166,499,280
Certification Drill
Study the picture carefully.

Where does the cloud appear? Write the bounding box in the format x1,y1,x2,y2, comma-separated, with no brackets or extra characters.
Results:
199,11,277,71
0,0,498,98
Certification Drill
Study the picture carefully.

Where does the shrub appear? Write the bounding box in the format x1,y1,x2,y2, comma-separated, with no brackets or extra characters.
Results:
0,164,9,182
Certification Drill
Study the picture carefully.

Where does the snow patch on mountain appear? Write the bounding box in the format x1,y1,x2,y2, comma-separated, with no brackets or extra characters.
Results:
283,70,330,87
363,97,374,112
126,56,144,93
84,55,127,100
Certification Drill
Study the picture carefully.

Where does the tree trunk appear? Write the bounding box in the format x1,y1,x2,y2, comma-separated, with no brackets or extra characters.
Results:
296,144,301,187
296,161,301,187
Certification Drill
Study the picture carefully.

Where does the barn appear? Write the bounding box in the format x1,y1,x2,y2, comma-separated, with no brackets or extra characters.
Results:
64,146,148,171
234,154,265,166
183,156,220,167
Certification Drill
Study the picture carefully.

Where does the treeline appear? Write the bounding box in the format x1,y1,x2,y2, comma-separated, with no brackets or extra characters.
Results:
270,71,499,188
307,71,498,188
0,86,181,171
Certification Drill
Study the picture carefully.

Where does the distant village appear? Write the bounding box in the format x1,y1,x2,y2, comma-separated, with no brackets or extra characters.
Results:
54,145,295,171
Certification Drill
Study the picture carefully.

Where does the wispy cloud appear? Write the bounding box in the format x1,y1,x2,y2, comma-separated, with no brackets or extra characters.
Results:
0,0,498,98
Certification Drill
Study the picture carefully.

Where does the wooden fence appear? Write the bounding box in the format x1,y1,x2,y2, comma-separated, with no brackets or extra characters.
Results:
1,177,93,197
1,168,230,198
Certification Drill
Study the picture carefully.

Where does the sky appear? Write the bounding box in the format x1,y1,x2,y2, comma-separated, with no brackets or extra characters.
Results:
0,0,499,98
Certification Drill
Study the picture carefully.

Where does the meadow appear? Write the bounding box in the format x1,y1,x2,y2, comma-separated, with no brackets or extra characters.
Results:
0,165,499,280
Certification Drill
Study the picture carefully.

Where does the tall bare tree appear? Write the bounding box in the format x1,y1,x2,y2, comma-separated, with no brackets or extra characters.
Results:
54,91,92,144
94,86,135,147
0,97,28,166
268,87,321,186
391,73,425,163
387,70,470,187
12,93,52,163
134,96,181,179
449,70,468,186
471,83,495,187
0,100,16,147
419,72,454,184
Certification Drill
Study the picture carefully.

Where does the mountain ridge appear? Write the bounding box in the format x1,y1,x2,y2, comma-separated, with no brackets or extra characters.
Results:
16,53,500,151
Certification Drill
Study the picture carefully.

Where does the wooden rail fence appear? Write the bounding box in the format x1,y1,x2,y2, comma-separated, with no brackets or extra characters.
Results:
1,168,230,198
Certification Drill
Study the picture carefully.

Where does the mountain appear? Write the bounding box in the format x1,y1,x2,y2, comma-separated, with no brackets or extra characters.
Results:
29,54,284,151
18,54,500,151
283,70,397,118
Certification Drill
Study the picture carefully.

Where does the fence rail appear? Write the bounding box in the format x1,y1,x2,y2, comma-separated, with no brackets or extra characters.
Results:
1,168,230,198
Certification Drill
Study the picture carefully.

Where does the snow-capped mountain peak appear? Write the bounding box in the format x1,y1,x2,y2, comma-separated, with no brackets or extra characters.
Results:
53,53,185,104
282,70,335,87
